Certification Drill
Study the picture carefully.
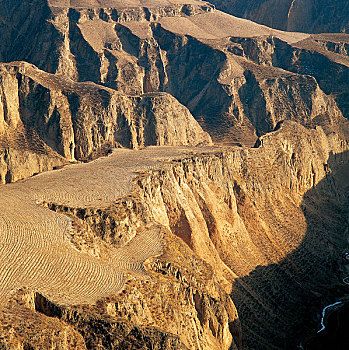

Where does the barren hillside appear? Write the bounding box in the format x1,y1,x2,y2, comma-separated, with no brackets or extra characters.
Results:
0,1,348,349
1,0,348,149
0,62,211,183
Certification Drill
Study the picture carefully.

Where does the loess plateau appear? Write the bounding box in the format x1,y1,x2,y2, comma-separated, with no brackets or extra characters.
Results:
0,1,348,350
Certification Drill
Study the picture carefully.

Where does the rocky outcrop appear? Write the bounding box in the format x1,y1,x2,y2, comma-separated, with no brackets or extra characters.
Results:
208,0,349,34
0,147,66,184
1,121,347,349
58,121,349,349
0,62,211,183
57,0,215,22
225,35,349,138
1,0,347,148
47,121,349,348
0,144,242,350
0,2,349,350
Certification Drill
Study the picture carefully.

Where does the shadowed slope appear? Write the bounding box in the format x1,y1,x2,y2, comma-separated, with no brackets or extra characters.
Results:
0,122,348,348
209,0,349,34
1,0,348,149
231,149,349,349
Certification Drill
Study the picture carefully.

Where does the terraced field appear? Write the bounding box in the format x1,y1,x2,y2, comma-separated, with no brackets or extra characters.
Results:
0,146,217,306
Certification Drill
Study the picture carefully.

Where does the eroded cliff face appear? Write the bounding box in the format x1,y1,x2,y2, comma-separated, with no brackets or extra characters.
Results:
0,61,211,183
0,147,66,184
0,0,348,148
0,1,348,350
1,121,347,349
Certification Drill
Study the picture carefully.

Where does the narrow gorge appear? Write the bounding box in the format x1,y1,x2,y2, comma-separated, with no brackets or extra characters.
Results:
0,1,348,349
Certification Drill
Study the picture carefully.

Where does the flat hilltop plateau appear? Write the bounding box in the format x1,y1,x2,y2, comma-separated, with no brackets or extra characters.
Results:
0,146,218,305
0,1,348,349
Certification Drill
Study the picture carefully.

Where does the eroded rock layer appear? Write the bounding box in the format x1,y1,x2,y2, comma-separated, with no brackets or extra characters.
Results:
0,121,348,349
0,61,211,183
0,0,348,148
0,1,348,350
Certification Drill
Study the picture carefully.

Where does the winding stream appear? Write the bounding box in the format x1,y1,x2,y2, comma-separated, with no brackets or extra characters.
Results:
317,301,344,333
299,247,349,348
316,250,349,334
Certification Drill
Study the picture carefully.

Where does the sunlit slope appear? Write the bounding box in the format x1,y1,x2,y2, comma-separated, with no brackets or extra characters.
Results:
0,146,215,305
